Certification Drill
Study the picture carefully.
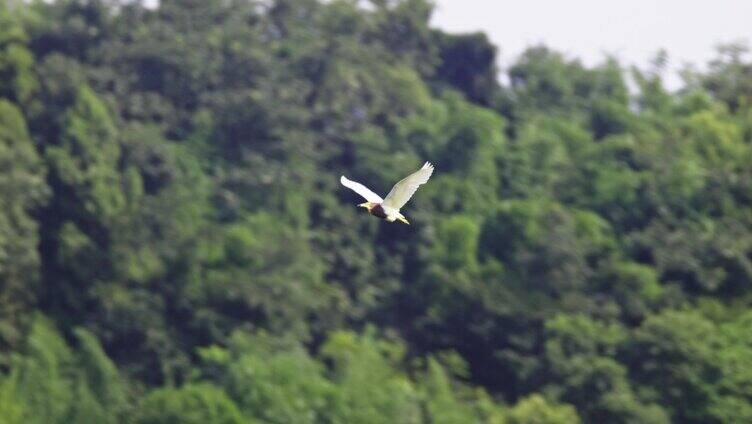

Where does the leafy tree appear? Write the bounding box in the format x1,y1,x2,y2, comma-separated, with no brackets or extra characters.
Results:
198,331,334,424
6,316,126,424
506,394,580,424
0,100,48,357
700,42,752,112
541,314,669,423
420,358,489,423
433,31,500,106
0,0,36,104
620,310,752,423
136,383,247,424
321,330,422,423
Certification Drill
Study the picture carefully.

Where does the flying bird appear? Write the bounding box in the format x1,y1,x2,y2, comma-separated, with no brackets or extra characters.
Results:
341,162,435,225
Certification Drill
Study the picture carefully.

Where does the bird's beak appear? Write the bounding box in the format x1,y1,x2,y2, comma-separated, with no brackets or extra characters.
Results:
397,216,410,225
358,203,370,209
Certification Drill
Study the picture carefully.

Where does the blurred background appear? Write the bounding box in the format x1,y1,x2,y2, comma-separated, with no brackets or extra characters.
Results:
1,0,751,423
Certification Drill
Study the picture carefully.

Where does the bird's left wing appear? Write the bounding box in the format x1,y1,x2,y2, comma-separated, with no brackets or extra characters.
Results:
340,175,384,203
382,162,434,210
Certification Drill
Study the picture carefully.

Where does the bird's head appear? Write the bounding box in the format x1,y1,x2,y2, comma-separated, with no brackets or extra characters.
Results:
358,202,377,211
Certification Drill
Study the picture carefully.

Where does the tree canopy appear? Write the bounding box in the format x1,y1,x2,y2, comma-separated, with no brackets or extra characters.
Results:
1,0,752,423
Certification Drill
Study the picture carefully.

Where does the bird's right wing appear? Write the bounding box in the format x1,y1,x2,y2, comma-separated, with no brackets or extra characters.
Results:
340,175,384,203
382,162,434,210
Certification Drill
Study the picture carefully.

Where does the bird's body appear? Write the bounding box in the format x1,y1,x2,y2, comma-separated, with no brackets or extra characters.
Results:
341,162,434,224
358,202,403,222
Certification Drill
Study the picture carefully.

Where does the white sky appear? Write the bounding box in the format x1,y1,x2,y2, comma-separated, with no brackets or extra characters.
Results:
431,0,752,89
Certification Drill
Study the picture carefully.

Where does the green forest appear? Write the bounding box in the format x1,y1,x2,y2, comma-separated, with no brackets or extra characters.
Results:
1,0,752,422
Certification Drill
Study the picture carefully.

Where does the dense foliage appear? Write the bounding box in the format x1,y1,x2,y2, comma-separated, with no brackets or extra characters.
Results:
1,0,752,422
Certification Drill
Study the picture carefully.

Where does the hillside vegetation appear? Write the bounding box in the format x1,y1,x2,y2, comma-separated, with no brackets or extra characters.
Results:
2,1,752,423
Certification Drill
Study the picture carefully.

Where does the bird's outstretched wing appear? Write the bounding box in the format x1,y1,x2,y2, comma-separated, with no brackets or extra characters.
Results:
340,175,384,203
382,162,434,210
